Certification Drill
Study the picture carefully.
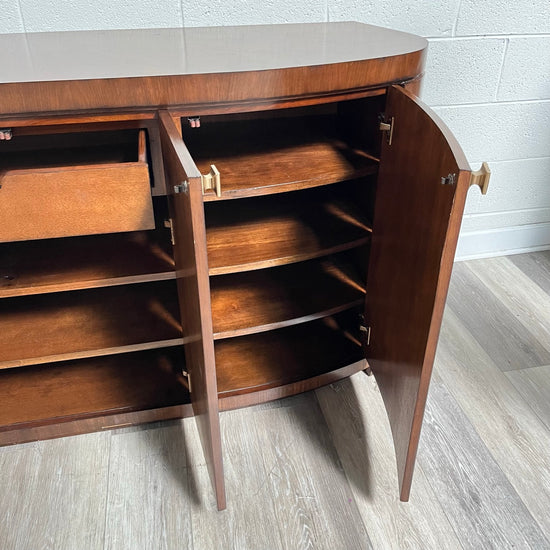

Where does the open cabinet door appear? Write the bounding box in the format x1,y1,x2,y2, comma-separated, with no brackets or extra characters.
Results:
365,86,470,501
158,111,226,510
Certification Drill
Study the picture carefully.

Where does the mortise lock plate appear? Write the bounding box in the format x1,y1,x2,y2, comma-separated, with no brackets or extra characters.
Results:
379,115,394,145
201,164,221,197
469,162,491,195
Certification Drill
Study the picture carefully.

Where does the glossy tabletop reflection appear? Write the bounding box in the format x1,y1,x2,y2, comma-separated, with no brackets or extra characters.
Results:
0,22,427,84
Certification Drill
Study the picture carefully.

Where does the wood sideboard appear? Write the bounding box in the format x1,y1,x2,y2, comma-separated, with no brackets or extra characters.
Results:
0,22,488,511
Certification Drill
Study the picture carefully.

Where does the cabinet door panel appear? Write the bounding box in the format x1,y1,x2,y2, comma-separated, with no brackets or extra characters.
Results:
158,111,226,510
365,86,470,500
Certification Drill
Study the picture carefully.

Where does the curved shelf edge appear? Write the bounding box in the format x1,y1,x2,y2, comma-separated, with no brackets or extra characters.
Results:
0,402,194,446
209,236,370,276
0,271,177,299
218,359,367,406
213,299,364,340
203,166,378,202
0,338,187,371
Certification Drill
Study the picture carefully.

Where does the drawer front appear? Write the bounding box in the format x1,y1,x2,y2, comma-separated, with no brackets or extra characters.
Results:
0,163,154,242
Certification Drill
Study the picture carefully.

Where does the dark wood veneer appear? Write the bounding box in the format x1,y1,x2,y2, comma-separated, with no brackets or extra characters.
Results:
365,86,470,500
205,185,372,275
183,116,379,201
0,348,189,430
0,231,174,298
215,315,365,397
0,281,183,369
0,23,473,512
210,253,366,339
159,111,227,510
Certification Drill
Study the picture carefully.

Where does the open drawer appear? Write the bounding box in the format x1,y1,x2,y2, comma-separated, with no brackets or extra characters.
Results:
0,129,155,242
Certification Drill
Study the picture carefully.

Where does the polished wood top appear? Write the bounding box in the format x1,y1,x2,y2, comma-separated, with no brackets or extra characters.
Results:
0,23,426,84
0,22,427,117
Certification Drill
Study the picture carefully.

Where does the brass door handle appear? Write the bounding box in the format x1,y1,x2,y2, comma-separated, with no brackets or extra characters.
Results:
469,162,491,195
201,165,221,197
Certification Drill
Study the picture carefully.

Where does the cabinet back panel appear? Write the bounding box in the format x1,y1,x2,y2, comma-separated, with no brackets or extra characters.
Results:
182,106,379,201
0,348,189,429
0,230,175,297
0,281,182,368
205,181,373,275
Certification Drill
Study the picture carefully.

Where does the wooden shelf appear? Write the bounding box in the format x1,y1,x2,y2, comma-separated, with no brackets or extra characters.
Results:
215,315,365,397
210,252,366,339
182,116,378,201
0,281,183,369
206,185,372,275
0,231,175,298
0,348,189,430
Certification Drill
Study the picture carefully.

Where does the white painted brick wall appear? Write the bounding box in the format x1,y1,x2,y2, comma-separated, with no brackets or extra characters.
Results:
1,0,549,258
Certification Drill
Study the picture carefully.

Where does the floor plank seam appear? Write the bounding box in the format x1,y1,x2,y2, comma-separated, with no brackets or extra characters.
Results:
416,462,466,550
312,388,375,549
101,431,113,550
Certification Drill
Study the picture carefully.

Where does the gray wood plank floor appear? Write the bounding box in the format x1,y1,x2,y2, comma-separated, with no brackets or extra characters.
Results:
1,251,550,550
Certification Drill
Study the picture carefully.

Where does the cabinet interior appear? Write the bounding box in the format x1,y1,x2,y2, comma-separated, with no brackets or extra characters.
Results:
0,129,145,171
0,92,384,437
183,95,384,397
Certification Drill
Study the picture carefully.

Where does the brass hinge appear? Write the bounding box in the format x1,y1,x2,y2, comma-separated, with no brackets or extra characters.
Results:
201,164,221,197
441,173,457,186
164,219,175,245
0,128,13,140
182,369,192,393
359,324,373,376
379,115,394,145
469,162,491,195
360,324,371,346
173,182,188,194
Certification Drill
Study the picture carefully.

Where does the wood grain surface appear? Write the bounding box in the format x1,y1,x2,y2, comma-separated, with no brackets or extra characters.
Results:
159,110,226,510
185,408,285,549
0,281,183,368
253,394,373,549
215,315,364,396
447,262,550,370
460,257,550,355
436,306,550,541
105,424,192,550
0,23,426,116
2,252,549,550
420,377,548,549
0,163,154,242
0,129,154,242
509,250,550,294
205,184,372,275
0,433,110,550
506,365,550,431
210,253,365,339
364,85,470,501
316,376,462,550
0,231,175,298
0,348,189,429
183,115,378,201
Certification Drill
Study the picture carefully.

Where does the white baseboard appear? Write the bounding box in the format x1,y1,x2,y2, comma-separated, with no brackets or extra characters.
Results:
455,222,550,261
